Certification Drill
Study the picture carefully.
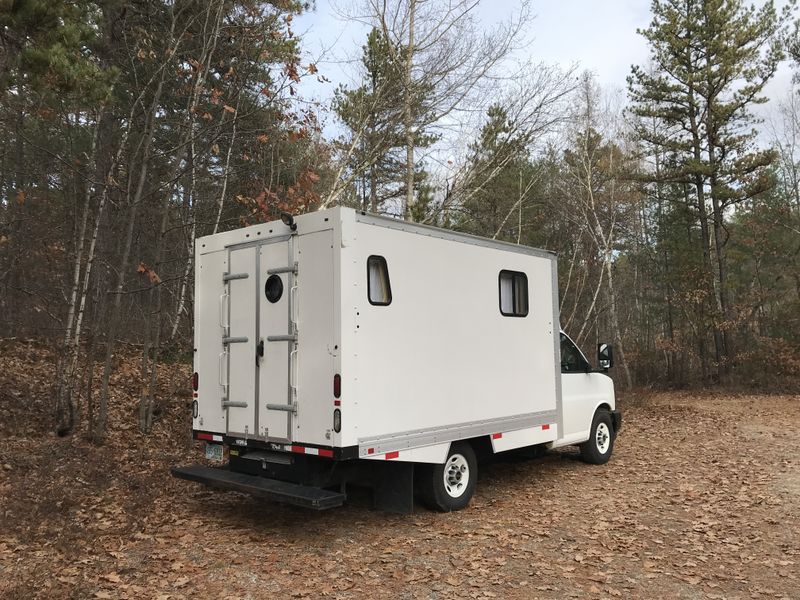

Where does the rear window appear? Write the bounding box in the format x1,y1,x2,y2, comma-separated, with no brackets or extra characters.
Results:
367,255,392,305
499,270,528,317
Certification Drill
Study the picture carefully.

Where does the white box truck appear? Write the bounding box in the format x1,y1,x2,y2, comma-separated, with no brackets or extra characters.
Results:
172,207,621,512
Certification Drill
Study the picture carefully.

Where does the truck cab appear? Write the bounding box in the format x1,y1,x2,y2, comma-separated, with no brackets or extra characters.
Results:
556,331,621,453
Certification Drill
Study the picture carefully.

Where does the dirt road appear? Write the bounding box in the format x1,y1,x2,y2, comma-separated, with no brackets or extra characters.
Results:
1,390,798,599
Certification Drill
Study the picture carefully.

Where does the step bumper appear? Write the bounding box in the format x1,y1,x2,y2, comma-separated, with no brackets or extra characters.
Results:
171,464,346,510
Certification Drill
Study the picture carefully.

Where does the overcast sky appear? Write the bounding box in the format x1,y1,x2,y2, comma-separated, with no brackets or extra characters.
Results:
296,0,795,135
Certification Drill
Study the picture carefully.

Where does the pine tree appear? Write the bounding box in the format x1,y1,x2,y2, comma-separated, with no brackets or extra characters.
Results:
628,0,787,381
456,104,534,240
333,28,435,213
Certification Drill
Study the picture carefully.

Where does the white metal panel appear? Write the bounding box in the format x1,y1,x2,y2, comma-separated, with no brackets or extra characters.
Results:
556,372,615,447
193,249,227,433
258,240,292,440
226,247,257,436
195,208,340,255
340,217,559,450
296,230,336,446
490,425,557,453
362,442,451,463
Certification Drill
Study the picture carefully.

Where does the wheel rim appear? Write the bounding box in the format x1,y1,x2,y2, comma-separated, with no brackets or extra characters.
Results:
443,453,470,498
595,422,611,454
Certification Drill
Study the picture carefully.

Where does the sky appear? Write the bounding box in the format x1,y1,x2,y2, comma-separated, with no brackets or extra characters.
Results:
295,0,796,136
295,1,655,105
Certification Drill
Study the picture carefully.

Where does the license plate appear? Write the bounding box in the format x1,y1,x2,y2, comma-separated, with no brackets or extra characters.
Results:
205,443,223,462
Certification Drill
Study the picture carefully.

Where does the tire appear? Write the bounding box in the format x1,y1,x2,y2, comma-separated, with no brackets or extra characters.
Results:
580,409,615,465
417,442,477,512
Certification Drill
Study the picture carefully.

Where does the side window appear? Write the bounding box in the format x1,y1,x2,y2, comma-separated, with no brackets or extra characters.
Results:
560,333,590,373
367,255,392,306
499,270,528,317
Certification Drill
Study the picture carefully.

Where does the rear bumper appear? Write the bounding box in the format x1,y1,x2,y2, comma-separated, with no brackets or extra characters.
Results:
171,465,346,510
610,410,622,434
191,429,360,460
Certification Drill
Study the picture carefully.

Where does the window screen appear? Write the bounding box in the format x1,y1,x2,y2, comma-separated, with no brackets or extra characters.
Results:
367,255,392,305
499,270,528,317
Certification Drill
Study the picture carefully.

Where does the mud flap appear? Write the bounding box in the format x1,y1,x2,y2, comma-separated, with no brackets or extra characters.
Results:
372,461,414,514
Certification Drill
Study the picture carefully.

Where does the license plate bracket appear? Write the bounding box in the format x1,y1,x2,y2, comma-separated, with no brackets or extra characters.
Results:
205,442,223,462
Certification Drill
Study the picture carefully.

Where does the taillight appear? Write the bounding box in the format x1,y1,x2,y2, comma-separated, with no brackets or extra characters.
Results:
192,372,199,391
333,374,341,398
333,409,341,433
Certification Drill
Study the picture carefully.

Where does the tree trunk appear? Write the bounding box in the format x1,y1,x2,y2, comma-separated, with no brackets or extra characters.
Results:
695,185,724,382
604,253,632,390
95,73,167,442
687,84,724,383
170,182,195,342
138,186,170,433
403,0,415,222
54,112,102,436
369,163,378,213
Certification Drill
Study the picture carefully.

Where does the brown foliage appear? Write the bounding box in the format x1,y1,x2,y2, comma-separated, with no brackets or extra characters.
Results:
1,342,798,598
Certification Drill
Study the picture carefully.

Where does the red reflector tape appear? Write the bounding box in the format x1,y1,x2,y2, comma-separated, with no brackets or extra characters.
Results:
367,448,375,455
542,424,550,430
385,451,399,460
491,433,503,439
197,432,213,441
288,445,334,458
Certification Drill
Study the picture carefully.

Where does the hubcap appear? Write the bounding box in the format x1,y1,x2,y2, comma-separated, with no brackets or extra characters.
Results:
443,453,470,498
596,422,611,454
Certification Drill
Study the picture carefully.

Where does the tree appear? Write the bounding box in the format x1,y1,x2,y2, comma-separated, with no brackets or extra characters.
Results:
0,0,325,439
434,62,576,227
339,0,532,220
456,104,536,240
331,27,435,212
558,74,636,389
628,0,788,382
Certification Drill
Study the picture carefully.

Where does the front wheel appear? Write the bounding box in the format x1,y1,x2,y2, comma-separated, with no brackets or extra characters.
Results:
418,442,477,512
580,409,615,464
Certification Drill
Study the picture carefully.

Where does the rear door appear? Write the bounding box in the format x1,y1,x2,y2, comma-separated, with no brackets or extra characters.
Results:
224,246,257,437
258,238,295,442
223,231,332,444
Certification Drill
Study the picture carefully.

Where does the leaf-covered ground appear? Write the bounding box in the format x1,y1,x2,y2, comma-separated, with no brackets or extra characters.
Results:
0,341,798,599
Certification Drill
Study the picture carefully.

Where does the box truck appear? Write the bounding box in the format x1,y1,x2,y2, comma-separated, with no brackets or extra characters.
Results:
172,207,621,512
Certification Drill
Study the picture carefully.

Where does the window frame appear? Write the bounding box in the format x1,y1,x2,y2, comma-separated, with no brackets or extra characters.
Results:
498,269,529,317
367,255,392,306
560,332,591,373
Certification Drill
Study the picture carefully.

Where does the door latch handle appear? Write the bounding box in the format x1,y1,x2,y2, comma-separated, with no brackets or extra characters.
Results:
256,339,264,365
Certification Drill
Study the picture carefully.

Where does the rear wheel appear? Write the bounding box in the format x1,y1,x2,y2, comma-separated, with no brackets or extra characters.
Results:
580,409,615,464
418,442,477,512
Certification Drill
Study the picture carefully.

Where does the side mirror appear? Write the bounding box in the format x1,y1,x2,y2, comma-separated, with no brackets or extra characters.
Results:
597,343,614,371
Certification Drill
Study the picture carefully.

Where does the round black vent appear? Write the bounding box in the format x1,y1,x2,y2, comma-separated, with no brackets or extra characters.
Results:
265,274,283,303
